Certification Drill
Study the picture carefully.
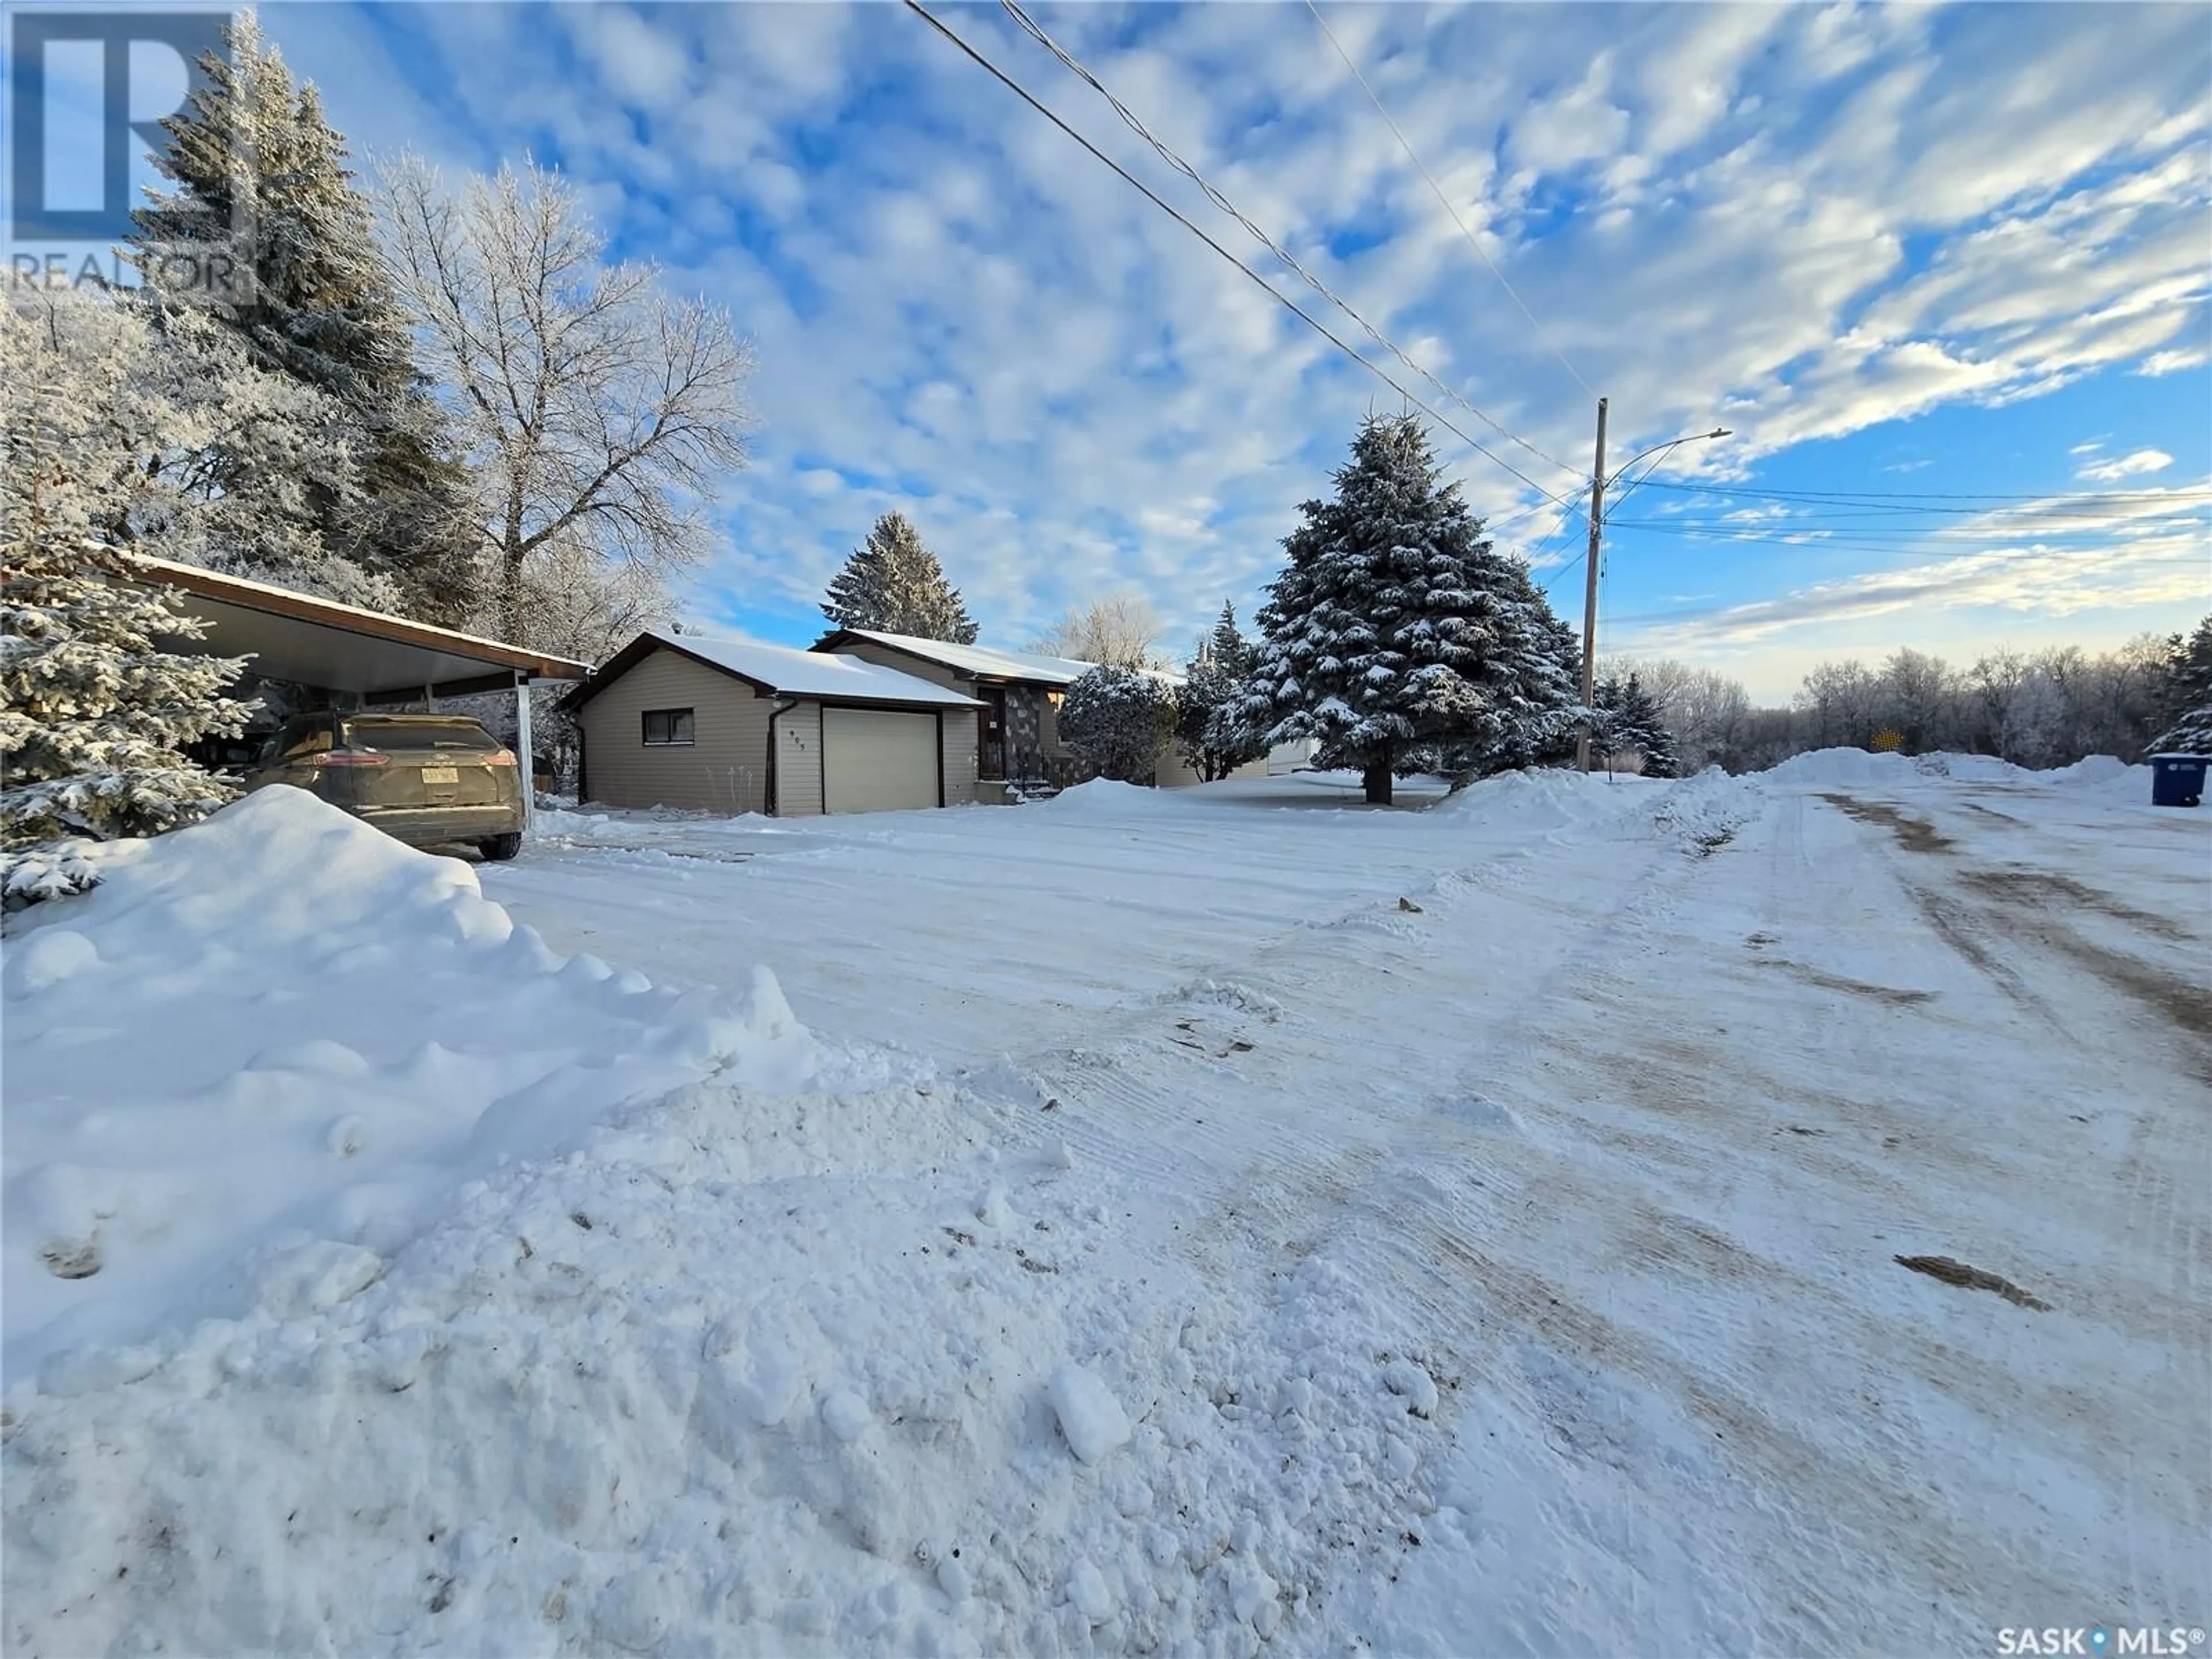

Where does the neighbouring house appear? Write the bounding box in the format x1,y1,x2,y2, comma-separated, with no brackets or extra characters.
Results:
566,631,982,817
812,629,1092,796
810,628,1274,794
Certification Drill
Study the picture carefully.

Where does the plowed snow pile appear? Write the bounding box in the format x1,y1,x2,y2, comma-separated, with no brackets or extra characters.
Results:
2,787,815,1376
1763,747,1919,786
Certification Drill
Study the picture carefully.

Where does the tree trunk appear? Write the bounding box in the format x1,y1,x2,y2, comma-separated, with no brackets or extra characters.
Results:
1362,753,1393,805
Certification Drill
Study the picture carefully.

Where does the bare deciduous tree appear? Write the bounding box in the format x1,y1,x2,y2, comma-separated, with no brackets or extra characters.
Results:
1031,591,1164,669
377,154,754,644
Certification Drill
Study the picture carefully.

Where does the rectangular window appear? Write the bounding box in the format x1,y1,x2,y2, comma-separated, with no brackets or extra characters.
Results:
642,708,695,747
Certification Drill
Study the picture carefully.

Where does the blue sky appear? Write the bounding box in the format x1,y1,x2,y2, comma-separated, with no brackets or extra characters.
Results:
253,3,2210,696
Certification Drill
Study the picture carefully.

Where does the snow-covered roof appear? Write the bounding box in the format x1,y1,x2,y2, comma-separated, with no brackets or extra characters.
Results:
827,629,1100,688
650,631,982,706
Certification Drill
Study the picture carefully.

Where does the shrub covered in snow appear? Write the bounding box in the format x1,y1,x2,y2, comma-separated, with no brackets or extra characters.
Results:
1058,665,1169,783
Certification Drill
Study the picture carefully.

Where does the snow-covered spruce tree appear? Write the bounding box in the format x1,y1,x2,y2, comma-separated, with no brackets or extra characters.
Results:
1174,603,1266,782
130,14,477,620
24,280,382,616
2147,615,2212,755
1237,414,1584,804
1,298,255,862
820,512,979,643
1059,665,1169,784
1593,671,1678,777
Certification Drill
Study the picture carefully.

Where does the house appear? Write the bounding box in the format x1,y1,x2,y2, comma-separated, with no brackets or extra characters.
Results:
566,631,982,816
811,627,1276,794
812,628,1092,794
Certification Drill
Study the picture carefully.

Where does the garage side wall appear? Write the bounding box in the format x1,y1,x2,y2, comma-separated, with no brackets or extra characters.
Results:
941,708,978,806
577,648,770,814
775,700,823,817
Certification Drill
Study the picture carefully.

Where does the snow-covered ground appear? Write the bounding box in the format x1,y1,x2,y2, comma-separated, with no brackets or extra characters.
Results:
4,759,2206,1655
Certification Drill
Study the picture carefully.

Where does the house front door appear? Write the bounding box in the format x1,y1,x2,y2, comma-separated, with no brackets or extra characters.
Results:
977,685,1008,779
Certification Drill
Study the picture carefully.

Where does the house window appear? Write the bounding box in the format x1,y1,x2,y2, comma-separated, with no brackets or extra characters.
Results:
642,708,695,747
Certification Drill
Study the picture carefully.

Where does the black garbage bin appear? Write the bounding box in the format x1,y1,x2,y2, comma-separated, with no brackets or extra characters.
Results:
2149,753,2208,808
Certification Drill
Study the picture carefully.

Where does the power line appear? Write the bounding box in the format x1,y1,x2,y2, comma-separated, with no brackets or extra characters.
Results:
903,1,1577,511
1603,516,2210,548
1543,547,1588,599
1579,449,1675,657
1595,524,2212,561
1300,0,1597,403
1516,496,1584,574
993,0,1584,489
904,1,1580,508
1633,479,2212,507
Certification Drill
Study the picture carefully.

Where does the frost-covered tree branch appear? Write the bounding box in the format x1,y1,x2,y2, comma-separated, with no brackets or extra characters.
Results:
377,154,755,645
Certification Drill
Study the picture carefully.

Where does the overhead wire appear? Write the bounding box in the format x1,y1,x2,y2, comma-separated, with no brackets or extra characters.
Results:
993,0,1585,491
902,1,1581,511
1631,479,2212,507
1300,0,1597,404
902,0,1586,510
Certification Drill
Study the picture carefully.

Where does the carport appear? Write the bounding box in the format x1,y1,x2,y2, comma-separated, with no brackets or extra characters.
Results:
138,557,592,825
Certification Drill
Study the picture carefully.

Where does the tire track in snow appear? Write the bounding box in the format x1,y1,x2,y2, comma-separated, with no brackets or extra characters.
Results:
1813,786,2212,1629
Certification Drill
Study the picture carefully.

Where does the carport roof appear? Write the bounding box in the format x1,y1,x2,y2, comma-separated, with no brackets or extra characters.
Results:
139,558,592,698
570,630,983,709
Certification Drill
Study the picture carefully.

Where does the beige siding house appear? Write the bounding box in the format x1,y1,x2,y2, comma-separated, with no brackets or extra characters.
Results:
570,632,980,817
815,630,1271,792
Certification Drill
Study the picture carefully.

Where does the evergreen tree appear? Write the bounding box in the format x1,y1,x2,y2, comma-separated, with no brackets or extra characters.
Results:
1594,672,1679,776
1173,603,1265,782
2,298,255,857
1204,601,1255,679
820,512,979,643
1234,414,1582,804
130,14,478,620
1059,665,1169,783
2148,615,2212,755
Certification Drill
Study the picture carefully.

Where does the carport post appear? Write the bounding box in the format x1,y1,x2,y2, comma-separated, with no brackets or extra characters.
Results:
514,671,533,831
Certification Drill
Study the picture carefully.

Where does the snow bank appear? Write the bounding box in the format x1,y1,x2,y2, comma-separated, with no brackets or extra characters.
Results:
2045,755,2154,801
5,1062,1455,1656
1911,751,2031,783
1762,747,1919,786
1430,767,1645,833
1026,778,1193,815
2,786,815,1376
1644,766,1762,854
2048,754,2133,787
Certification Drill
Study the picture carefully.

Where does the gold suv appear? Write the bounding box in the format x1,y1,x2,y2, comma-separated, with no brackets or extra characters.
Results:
247,713,527,860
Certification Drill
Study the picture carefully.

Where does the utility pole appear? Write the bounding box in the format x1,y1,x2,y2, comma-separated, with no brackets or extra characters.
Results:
1576,396,1608,772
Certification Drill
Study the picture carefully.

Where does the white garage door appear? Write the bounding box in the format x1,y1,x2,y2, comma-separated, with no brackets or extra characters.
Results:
822,707,940,815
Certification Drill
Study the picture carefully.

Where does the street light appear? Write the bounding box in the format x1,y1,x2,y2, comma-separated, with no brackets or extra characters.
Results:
1575,409,1732,772
1605,426,1733,495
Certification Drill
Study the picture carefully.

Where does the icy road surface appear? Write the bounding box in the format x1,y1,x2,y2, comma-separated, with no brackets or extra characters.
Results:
5,760,2206,1655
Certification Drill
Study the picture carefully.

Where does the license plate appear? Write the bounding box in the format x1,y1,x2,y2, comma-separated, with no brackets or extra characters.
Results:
420,766,459,785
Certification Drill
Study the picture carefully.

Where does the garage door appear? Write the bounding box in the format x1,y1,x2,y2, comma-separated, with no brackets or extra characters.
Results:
822,707,940,815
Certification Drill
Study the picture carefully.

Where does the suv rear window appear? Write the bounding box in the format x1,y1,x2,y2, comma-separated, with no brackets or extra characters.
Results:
343,719,502,752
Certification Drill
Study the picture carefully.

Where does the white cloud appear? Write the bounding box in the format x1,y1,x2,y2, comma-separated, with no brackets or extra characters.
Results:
2076,448,2173,481
258,1,2211,665
2137,347,2210,377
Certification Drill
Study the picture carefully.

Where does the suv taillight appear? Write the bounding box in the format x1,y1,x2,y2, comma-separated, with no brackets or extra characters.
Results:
485,749,517,767
310,749,388,768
